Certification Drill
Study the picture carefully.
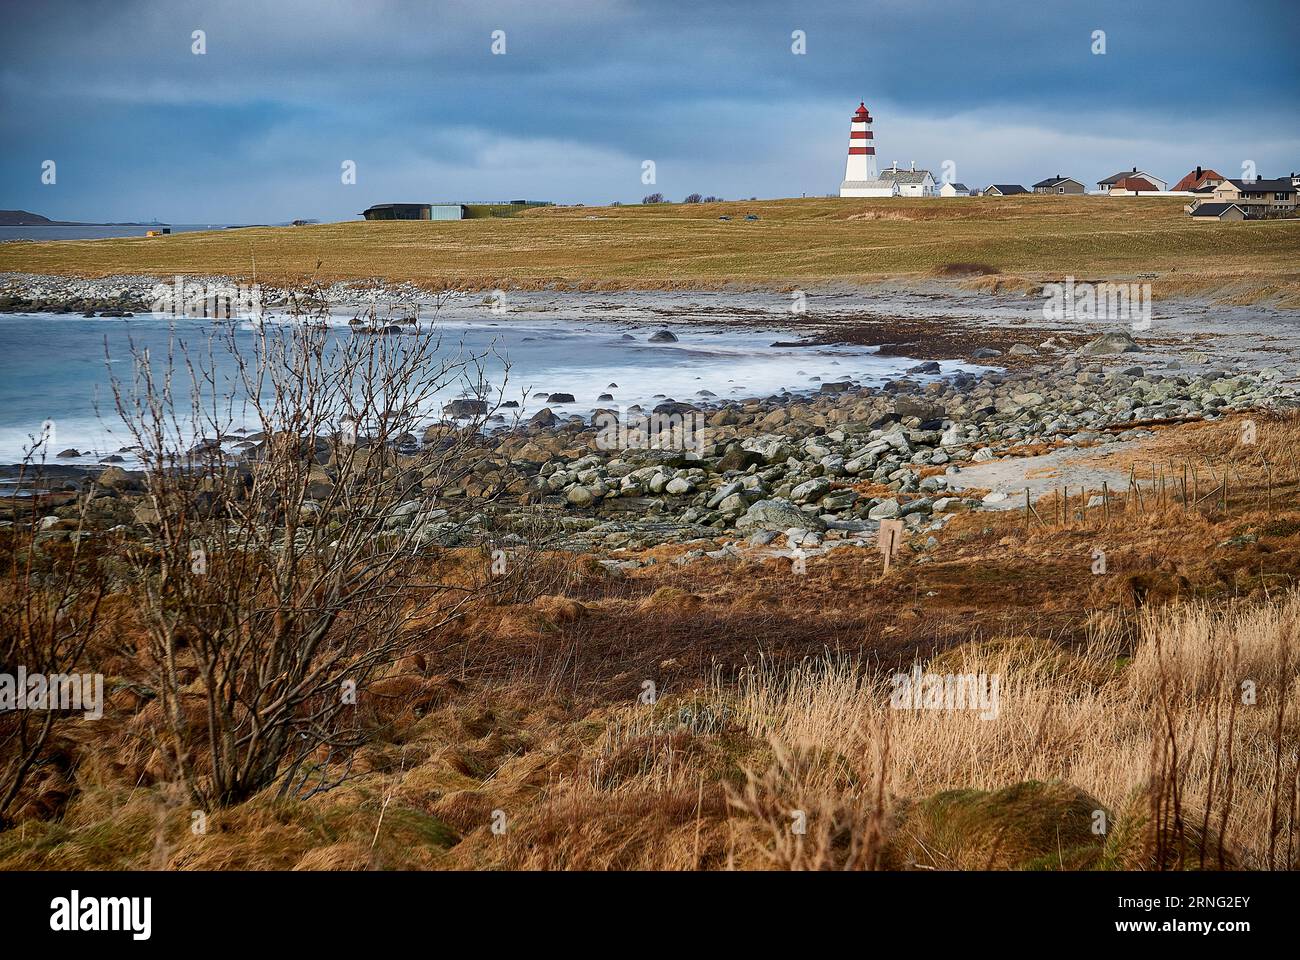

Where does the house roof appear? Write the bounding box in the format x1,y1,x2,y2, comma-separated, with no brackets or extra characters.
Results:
1032,175,1080,188
1189,203,1245,218
1172,168,1226,191
1113,176,1158,192
987,184,1028,194
1223,178,1296,192
880,169,934,185
1098,169,1162,186
944,183,969,191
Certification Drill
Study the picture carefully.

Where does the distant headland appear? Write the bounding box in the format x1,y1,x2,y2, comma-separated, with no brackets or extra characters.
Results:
0,209,165,227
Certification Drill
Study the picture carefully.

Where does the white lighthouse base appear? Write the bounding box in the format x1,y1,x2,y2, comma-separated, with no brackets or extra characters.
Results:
840,179,898,198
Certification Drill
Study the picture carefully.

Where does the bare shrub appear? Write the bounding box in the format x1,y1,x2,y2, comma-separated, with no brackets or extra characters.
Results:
109,294,524,807
0,447,104,828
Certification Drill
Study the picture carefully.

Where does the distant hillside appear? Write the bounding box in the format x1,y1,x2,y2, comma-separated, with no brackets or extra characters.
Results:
0,210,67,226
0,210,158,227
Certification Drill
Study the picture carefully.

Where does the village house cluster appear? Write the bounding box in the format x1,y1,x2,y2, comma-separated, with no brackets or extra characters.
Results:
837,101,1298,220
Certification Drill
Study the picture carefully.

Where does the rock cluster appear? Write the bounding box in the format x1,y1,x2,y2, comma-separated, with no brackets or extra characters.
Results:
481,359,1293,557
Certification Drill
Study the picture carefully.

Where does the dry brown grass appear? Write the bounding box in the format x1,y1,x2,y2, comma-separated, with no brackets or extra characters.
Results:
3,196,1298,299
3,419,1300,870
6,589,1290,871
719,592,1298,869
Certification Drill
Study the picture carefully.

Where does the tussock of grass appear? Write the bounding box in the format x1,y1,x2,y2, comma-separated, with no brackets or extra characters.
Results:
891,781,1105,870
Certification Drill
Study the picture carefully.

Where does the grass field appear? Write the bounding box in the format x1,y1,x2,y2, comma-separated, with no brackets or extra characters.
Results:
3,196,1299,300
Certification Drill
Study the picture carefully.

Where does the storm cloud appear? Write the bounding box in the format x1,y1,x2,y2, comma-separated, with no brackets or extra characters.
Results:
2,0,1296,221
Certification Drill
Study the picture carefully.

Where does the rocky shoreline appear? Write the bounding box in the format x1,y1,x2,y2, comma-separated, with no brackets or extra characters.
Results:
0,272,447,316
6,270,1300,569
9,343,1295,570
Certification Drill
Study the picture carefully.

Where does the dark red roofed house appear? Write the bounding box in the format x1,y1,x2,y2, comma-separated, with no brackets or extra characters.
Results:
1172,167,1227,192
1111,176,1159,194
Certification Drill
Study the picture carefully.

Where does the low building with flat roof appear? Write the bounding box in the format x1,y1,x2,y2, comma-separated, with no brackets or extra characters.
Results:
362,203,432,220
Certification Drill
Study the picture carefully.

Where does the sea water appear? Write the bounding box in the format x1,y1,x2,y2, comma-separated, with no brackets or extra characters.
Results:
0,303,981,466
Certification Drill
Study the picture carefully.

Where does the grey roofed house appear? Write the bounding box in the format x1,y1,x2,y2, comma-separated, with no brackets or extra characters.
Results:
1222,178,1296,193
985,184,1028,196
879,168,934,185
1188,202,1247,220
1031,175,1086,193
1098,169,1145,185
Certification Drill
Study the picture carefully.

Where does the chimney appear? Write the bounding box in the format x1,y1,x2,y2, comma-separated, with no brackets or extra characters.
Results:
1196,165,1202,179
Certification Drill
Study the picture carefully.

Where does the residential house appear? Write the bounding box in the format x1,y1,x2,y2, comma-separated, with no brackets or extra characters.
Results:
1031,175,1086,195
1107,176,1163,196
1208,178,1297,215
984,184,1028,196
939,181,971,197
1097,168,1168,193
1171,167,1227,192
879,162,937,197
1187,202,1248,222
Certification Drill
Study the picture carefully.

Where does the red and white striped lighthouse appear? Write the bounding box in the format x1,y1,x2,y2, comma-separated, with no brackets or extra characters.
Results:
840,101,885,197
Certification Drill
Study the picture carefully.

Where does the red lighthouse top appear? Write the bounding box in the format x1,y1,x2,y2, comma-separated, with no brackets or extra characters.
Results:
852,102,872,123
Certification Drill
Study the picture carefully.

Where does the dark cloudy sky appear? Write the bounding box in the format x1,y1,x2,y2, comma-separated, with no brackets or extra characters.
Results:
2,0,1297,222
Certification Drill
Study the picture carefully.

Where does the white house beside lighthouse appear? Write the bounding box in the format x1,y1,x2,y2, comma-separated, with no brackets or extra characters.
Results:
839,102,896,198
